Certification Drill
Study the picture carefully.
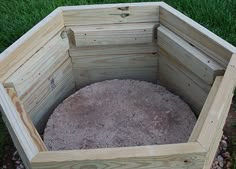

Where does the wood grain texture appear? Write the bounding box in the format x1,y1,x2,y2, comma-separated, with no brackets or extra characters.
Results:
198,54,236,150
71,43,158,88
28,58,76,131
72,53,157,68
21,58,74,118
159,3,236,67
69,23,156,47
74,67,157,89
69,43,158,57
189,76,222,142
0,8,64,82
203,130,223,169
31,142,206,169
71,45,158,69
6,88,47,152
202,82,230,168
5,30,70,98
158,26,224,85
159,48,210,114
62,3,161,26
0,84,39,169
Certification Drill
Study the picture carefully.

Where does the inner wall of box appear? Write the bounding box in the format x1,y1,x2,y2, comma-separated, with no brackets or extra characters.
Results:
4,14,225,133
66,22,224,114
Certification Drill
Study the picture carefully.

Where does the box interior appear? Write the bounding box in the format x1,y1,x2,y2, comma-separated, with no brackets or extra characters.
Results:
1,4,236,169
2,5,226,139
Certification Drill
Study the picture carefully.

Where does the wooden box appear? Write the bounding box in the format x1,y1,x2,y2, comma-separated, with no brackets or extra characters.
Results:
0,2,236,169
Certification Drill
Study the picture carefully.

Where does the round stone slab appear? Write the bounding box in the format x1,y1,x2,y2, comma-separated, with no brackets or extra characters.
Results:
44,80,196,150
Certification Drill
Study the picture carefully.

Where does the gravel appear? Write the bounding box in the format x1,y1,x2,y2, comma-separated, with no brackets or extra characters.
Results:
211,135,232,169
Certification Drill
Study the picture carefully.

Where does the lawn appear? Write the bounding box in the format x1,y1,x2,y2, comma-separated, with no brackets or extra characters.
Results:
0,0,236,167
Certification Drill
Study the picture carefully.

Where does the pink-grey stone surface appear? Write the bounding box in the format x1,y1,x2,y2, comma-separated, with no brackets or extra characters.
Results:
44,79,196,150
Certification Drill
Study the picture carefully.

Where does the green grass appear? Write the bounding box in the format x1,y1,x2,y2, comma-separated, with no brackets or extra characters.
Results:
0,0,236,165
0,0,236,53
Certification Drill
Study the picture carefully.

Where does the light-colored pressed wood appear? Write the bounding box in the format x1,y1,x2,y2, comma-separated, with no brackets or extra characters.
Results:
0,2,236,169
70,43,158,88
189,76,223,142
69,43,158,57
27,58,76,131
158,26,224,85
197,55,236,150
73,67,158,88
5,30,70,98
0,84,46,169
4,30,76,130
31,142,206,169
69,23,156,47
62,2,161,26
159,48,211,114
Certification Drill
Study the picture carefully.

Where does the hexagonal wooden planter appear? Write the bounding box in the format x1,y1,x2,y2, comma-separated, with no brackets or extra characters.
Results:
0,2,236,169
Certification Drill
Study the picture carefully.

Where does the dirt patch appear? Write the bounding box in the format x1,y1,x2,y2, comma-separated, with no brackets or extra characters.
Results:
44,80,196,150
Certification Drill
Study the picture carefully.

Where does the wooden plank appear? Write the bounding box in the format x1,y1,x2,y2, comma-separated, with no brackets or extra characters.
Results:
72,53,157,68
158,26,224,85
5,31,70,99
0,8,64,82
159,3,236,67
0,83,39,169
6,87,47,152
159,49,210,114
28,59,75,131
188,76,222,142
74,67,157,88
31,77,75,131
62,3,161,26
69,43,158,57
203,91,230,168
22,58,74,118
31,142,206,169
69,23,156,47
197,54,236,150
203,130,223,169
70,43,158,88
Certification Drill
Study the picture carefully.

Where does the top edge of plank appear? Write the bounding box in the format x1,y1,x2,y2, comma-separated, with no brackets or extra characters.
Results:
32,142,205,163
60,2,165,11
159,3,236,54
70,22,157,32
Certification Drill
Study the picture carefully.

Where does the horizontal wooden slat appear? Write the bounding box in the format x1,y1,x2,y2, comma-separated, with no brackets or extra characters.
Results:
159,49,210,114
71,43,158,69
74,67,157,88
31,142,206,169
28,58,75,131
22,58,74,117
72,53,157,68
189,76,222,142
62,3,161,26
69,23,156,47
69,43,158,57
71,43,159,88
158,26,224,85
6,31,70,99
0,8,64,82
159,3,236,67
